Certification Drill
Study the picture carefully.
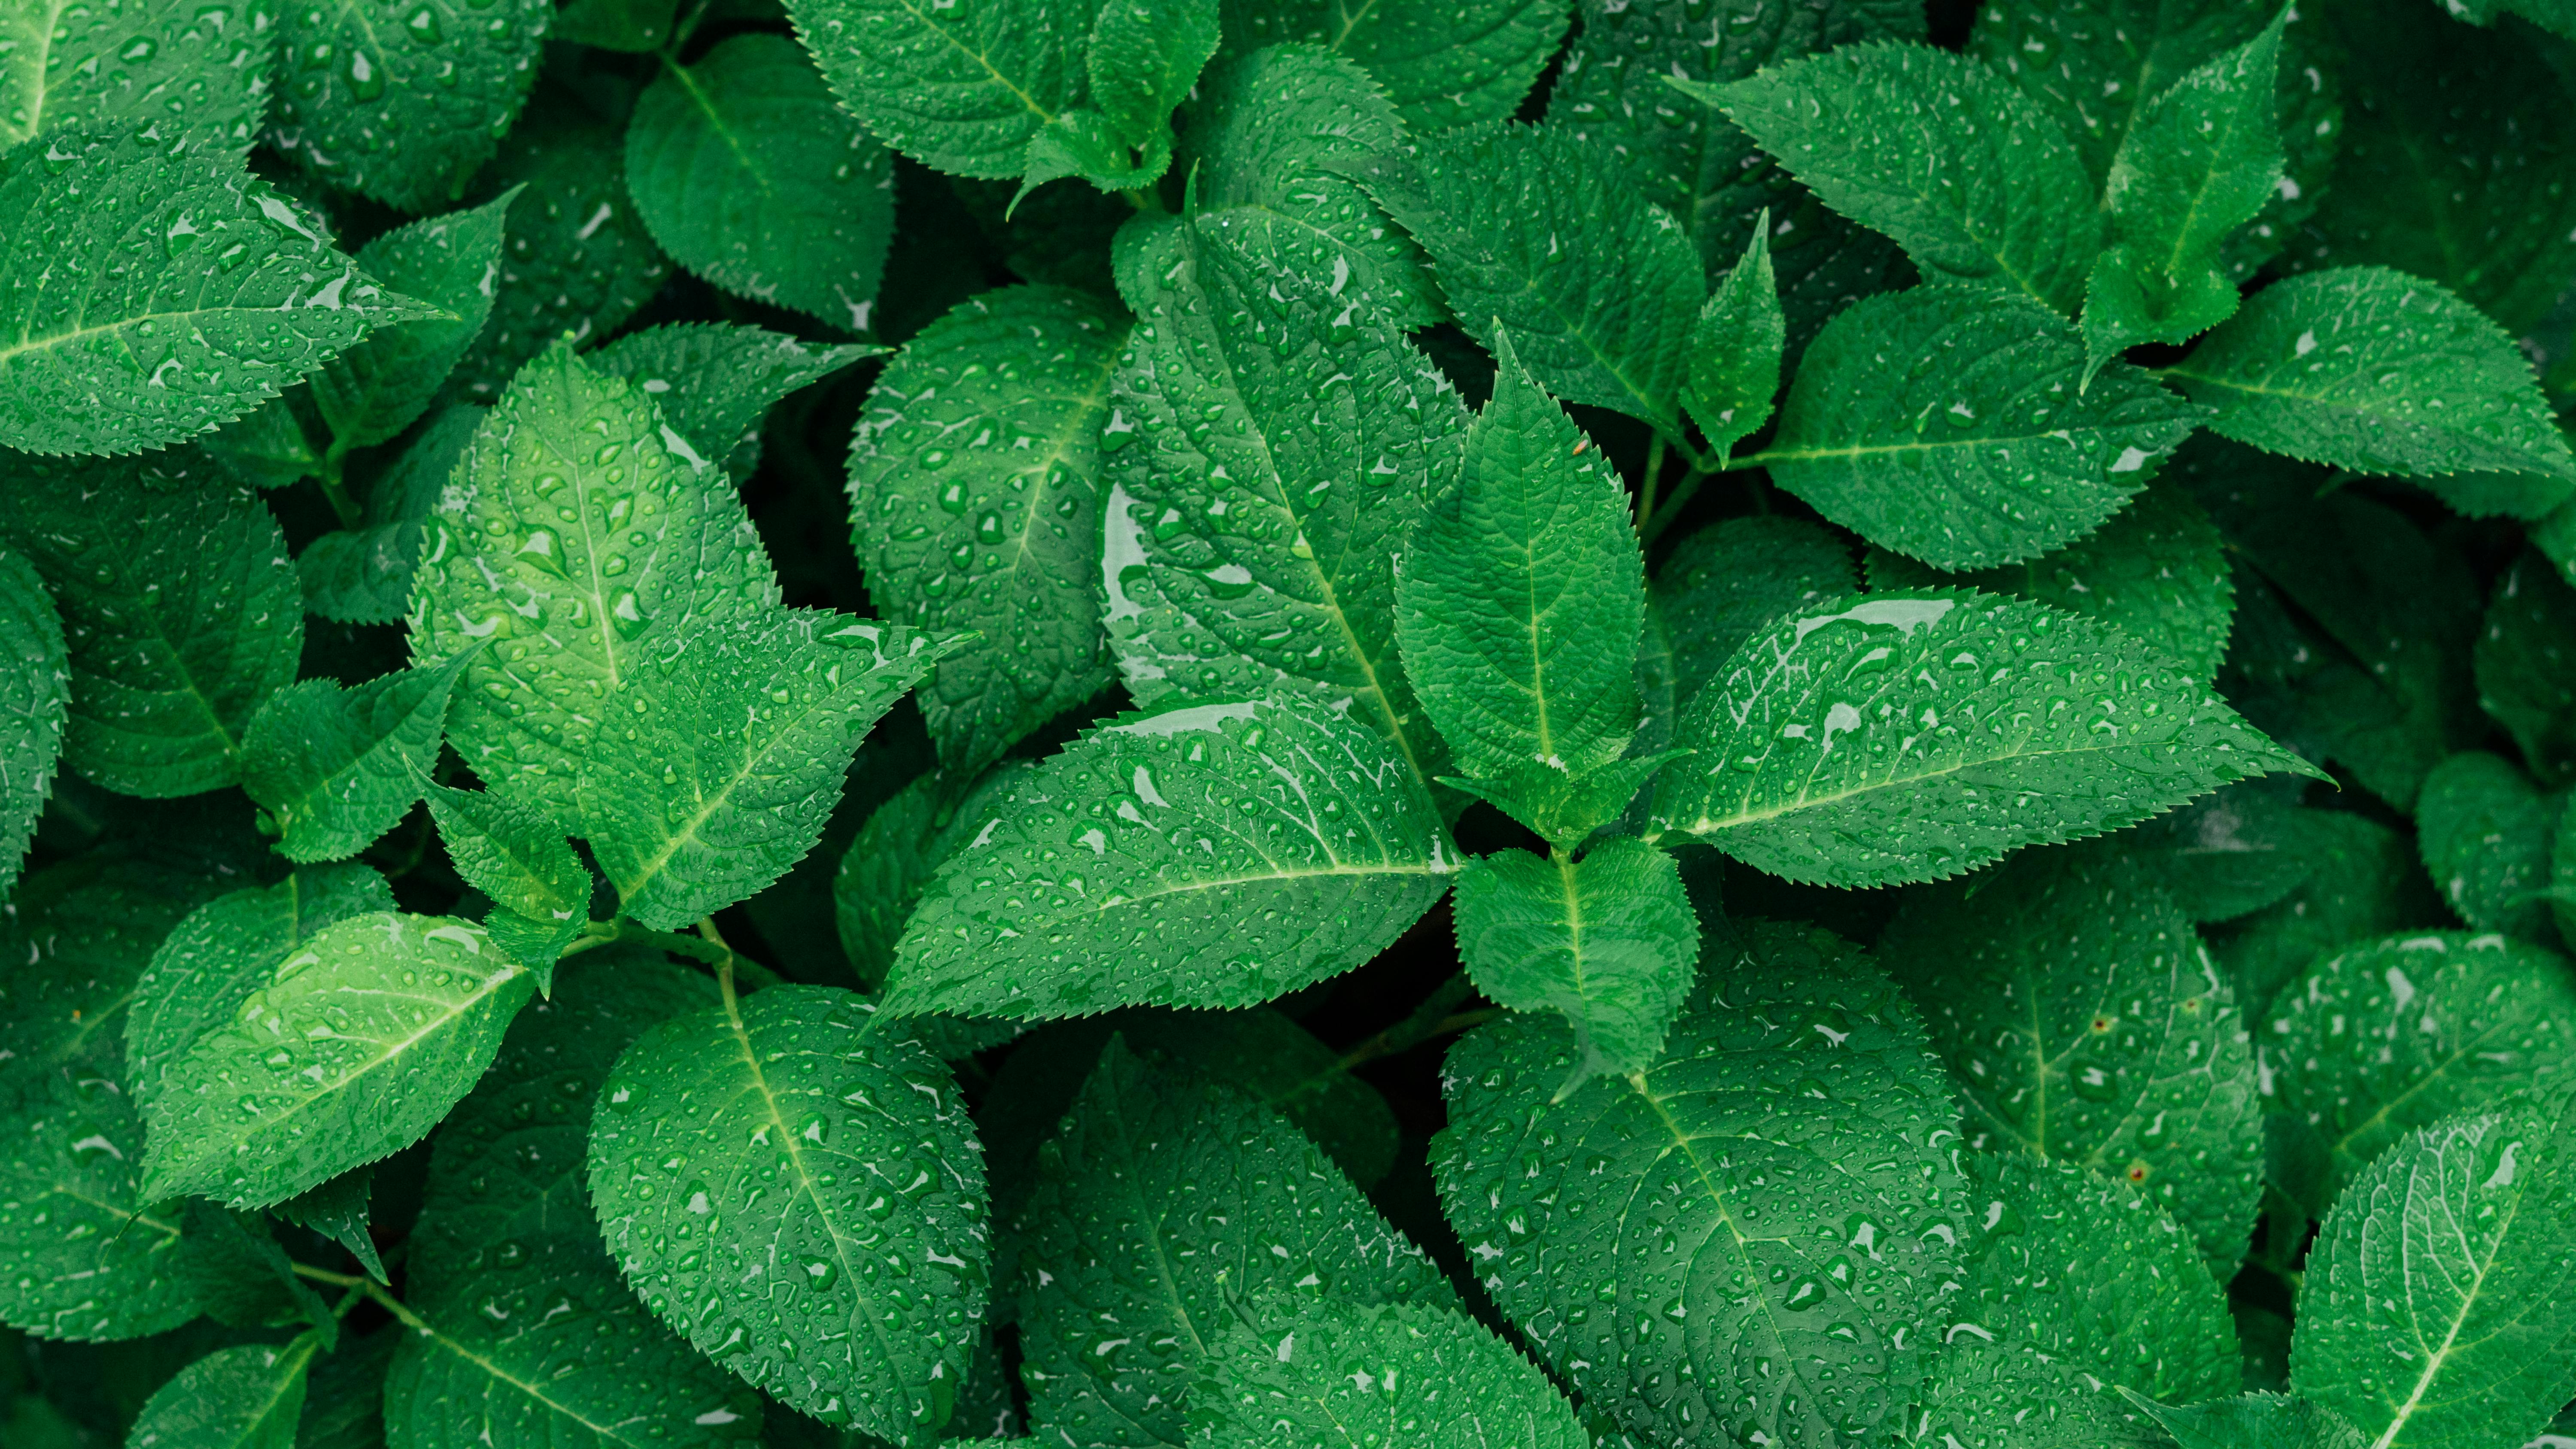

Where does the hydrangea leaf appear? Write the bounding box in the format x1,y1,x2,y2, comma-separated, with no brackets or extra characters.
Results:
126,1339,318,1449
2063,781,2314,926
0,130,437,457
851,287,1125,776
1964,0,2283,187
1452,837,1698,1081
312,191,518,454
2208,808,2444,1014
627,35,895,332
1683,222,1785,459
2476,551,2576,788
2127,1393,2367,1449
1758,286,2206,570
298,406,475,627
425,784,591,979
588,323,876,482
239,653,468,864
835,761,1033,989
1214,0,1567,130
1649,590,2316,888
8,461,303,798
1653,514,1856,713
782,0,1091,181
270,1164,383,1281
137,912,534,1209
2415,753,2561,942
1191,1296,1586,1449
1436,919,1964,1449
1015,1039,1453,1446
1087,0,1218,156
0,546,67,896
0,0,278,152
1879,852,2263,1267
887,693,1456,1019
266,0,550,213
299,1328,396,1449
586,985,987,1445
552,0,673,47
175,1201,337,1343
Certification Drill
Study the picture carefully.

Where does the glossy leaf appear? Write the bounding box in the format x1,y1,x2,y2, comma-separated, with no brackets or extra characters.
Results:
784,0,1091,181
2415,753,2561,942
587,322,876,481
1191,1296,1586,1449
1452,837,1697,1080
238,654,467,863
1214,0,1567,130
125,1338,317,1449
0,547,67,896
267,0,550,212
1684,223,1786,458
313,192,516,452
0,0,277,152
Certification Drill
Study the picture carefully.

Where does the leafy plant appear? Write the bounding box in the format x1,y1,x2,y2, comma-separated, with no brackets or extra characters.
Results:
4,0,2576,1447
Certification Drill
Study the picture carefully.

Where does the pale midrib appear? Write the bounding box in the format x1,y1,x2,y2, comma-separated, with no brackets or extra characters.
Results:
665,63,774,200
1758,423,2117,465
978,343,1123,667
887,0,1054,123
1625,1081,1805,1392
231,1338,321,1446
1066,861,1454,919
2368,1163,2533,1449
81,521,243,758
1,0,76,149
1109,1089,1206,1448
429,1321,662,1446
52,1184,180,1240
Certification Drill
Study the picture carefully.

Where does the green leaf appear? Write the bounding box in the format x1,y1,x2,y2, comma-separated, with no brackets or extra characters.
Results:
1964,1,2287,188
1191,1296,1586,1449
1865,482,2237,687
1910,1335,2161,1449
885,693,1456,1019
2261,932,2576,1217
1362,121,1701,428
266,0,549,212
587,323,876,481
626,35,896,331
1683,222,1785,458
851,287,1125,776
1704,44,2100,314
123,1339,317,1449
2081,11,2287,367
1100,215,1461,786
587,985,987,1444
2290,1094,2576,1449
1758,286,2207,570
835,761,1031,989
580,611,955,931
0,130,436,457
0,546,67,896
1437,919,1963,1449
1452,837,1698,1080
2064,782,2315,926
138,912,534,1208
0,0,277,152
297,406,476,627
2126,1393,2367,1449
271,1165,384,1281
239,655,467,864
1014,1038,1453,1446
1649,590,2316,888
174,1202,336,1344
1088,0,1218,152
552,0,673,46
1880,852,2263,1267
408,342,778,824
1394,334,1645,817
1214,0,1567,130
2208,807,2444,1013
425,784,592,978
2476,551,2576,788
783,0,1091,181
200,391,326,490
2166,268,2576,485
126,864,394,1115
297,1328,395,1449
2415,753,2562,942
1653,514,1856,713
1020,106,1166,200
312,191,518,454
9,461,303,798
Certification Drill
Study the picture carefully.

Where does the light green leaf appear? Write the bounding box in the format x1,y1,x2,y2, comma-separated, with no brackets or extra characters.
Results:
2476,551,2576,788
588,323,876,482
0,546,67,897
298,406,476,628
1683,221,1785,458
139,912,533,1208
1363,121,1700,428
587,985,987,1444
1088,0,1218,152
0,0,277,152
2290,1094,2576,1449
580,611,956,931
1015,1038,1453,1447
1649,590,2316,888
266,0,549,212
408,342,778,824
8,461,303,798
1394,334,1644,815
851,287,1125,776
0,130,437,457
1214,0,1567,130
1100,214,1462,786
2261,933,2576,1217
1019,105,1166,198
2126,1393,2367,1449
126,864,394,1115
425,783,591,976
124,1339,318,1449
2081,11,2287,367
1191,1297,1585,1449
1452,837,1697,1080
835,761,1032,989
2415,753,2562,942
1653,514,1856,713
1910,1336,2162,1449
1865,482,2236,687
783,0,1091,181
1881,852,2262,1267
1704,44,2100,314
1759,285,2207,570
240,655,468,864
1436,919,1963,1449
885,693,1456,1019
2208,808,2444,1014
313,192,518,454
627,35,895,331
2166,267,2576,485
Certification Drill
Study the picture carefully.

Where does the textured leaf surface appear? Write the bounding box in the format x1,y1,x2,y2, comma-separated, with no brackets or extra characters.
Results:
852,287,1124,776
627,35,893,331
588,985,987,1443
2477,552,2576,788
1653,514,1855,713
888,693,1454,1018
2290,1095,2576,1449
2131,1394,2366,1449
1192,1296,1585,1449
1452,839,1697,1080
267,0,549,212
1364,122,1699,427
1650,590,2313,888
175,1200,336,1340
0,547,66,896
425,784,590,970
2415,753,2561,942
1085,0,1218,156
139,913,532,1208
1684,224,1785,458
834,761,1030,988
1880,852,2262,1266
2167,268,2576,485
1761,286,2205,570
0,131,432,457
409,343,777,823
1437,919,1963,1449
0,0,278,151
1214,0,1566,130
239,655,465,863
2208,807,2443,1014
2066,782,2314,926
313,193,516,453
9,462,303,798
588,323,875,481
127,1339,316,1449
298,406,473,627
784,0,1090,180
1015,1040,1452,1447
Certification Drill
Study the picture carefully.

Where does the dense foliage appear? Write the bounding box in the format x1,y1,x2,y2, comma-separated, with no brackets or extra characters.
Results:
3,0,2576,1445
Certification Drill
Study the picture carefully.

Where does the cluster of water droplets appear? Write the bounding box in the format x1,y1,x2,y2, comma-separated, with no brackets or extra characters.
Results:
269,0,547,209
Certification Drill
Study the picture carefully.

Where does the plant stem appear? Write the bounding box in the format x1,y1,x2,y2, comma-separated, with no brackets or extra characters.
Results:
313,453,361,530
1642,465,1709,546
1635,434,1668,527
294,1263,428,1331
1340,972,1482,1070
702,916,740,1012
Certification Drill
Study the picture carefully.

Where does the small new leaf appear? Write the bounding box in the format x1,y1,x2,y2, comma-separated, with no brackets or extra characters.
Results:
240,653,469,864
1684,220,1786,459
1452,837,1698,1081
313,191,518,453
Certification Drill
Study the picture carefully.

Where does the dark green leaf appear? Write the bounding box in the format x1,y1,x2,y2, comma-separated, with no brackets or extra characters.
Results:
1191,1296,1586,1448
1653,514,1856,712
2476,550,2576,788
313,192,518,452
1452,837,1697,1080
0,546,67,896
587,323,876,481
0,0,277,152
783,0,1092,180
1214,0,1567,130
267,0,549,212
2415,752,2561,941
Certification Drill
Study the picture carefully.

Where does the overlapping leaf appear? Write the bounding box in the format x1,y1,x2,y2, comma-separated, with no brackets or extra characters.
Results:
0,0,278,152
239,654,467,863
1215,0,1567,130
1192,1296,1586,1449
1452,837,1698,1080
0,547,67,896
313,192,517,453
784,0,1092,180
267,0,550,212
